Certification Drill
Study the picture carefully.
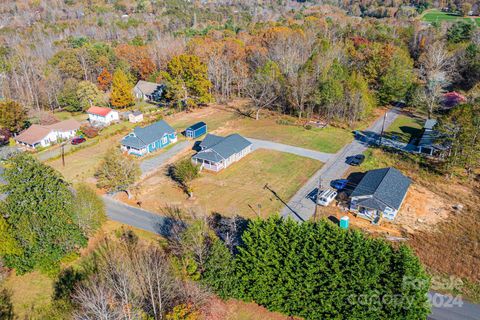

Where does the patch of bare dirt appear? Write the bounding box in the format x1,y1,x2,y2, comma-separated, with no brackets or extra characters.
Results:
394,185,452,233
201,297,301,320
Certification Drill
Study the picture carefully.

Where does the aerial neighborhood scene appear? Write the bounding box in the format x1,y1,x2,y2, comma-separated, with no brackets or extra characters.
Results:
0,1,479,319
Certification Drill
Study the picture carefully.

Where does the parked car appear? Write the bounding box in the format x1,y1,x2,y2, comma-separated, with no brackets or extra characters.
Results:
71,137,86,145
331,179,349,190
317,189,338,206
348,154,365,166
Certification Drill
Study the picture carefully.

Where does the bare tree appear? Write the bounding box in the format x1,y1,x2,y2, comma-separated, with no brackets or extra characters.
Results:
73,277,124,320
418,41,455,117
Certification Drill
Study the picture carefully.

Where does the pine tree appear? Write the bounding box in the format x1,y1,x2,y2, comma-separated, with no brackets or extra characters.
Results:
0,154,86,274
110,69,134,108
0,100,27,133
203,217,430,320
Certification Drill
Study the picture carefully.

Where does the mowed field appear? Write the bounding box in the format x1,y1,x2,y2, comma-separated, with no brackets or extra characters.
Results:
46,104,353,183
383,114,424,143
166,105,354,153
135,150,322,218
422,9,480,26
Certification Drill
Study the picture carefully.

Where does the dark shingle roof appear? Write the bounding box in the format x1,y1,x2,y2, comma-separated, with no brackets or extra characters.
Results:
193,133,251,162
187,122,206,131
121,120,175,149
199,133,224,149
351,167,411,211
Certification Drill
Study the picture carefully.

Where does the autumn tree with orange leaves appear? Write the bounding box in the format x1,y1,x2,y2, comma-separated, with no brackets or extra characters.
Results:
188,34,248,101
115,44,156,80
97,68,112,91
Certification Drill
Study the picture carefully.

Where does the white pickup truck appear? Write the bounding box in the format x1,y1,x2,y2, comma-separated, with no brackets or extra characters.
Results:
317,189,338,206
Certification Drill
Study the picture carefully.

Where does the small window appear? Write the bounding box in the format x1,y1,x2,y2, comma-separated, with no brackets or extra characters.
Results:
162,136,168,144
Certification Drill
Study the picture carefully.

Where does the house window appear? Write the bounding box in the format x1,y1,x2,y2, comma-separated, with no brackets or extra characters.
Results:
162,136,168,144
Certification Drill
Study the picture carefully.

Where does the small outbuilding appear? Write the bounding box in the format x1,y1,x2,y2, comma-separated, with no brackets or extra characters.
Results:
185,122,207,139
129,111,144,123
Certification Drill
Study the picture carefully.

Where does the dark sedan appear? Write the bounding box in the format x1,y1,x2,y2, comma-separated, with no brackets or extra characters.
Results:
347,154,365,166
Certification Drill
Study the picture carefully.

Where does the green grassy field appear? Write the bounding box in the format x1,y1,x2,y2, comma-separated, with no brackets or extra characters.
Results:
422,9,480,26
384,115,424,143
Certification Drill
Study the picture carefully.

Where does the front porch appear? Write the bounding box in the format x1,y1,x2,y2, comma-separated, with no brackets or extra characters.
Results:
193,158,224,172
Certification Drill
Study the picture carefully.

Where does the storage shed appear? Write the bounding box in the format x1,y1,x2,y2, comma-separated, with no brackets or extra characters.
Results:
185,122,207,138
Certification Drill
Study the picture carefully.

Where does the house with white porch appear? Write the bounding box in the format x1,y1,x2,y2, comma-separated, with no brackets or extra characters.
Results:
120,120,177,156
349,167,411,224
14,119,80,149
192,133,252,171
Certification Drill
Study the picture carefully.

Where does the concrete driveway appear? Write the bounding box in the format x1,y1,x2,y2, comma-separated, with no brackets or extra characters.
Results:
281,108,401,221
140,140,192,177
248,138,334,162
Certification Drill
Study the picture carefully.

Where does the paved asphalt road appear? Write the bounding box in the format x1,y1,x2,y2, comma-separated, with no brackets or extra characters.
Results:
248,138,334,162
428,292,480,320
104,196,173,236
281,108,401,221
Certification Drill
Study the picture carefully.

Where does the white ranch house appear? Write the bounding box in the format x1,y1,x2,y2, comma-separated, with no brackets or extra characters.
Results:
192,133,252,171
87,106,119,126
14,119,80,149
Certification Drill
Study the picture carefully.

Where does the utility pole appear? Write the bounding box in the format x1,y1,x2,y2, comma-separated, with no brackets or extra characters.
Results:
379,111,388,146
61,143,65,167
313,177,322,222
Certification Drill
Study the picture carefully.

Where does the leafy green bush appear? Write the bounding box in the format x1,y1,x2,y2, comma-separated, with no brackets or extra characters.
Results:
203,217,430,320
169,159,200,197
95,148,140,193
276,118,294,126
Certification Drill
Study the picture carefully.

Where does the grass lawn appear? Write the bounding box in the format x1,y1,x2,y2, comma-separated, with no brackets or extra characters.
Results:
53,111,89,122
225,116,353,153
137,150,322,218
422,9,480,26
383,115,424,143
166,106,355,153
3,271,54,318
47,133,124,182
166,106,238,132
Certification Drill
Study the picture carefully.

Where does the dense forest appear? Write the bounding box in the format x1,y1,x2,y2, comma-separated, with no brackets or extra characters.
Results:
0,0,478,124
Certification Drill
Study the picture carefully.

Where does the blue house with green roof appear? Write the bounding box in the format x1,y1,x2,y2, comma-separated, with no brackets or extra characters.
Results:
121,120,177,156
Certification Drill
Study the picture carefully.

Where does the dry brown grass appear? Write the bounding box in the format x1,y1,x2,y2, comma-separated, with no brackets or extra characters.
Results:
133,150,323,219
201,297,301,320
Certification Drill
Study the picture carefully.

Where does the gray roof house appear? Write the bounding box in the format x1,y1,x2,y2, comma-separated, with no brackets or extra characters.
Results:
192,133,252,171
121,120,177,156
349,167,411,223
417,119,449,158
133,80,165,102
